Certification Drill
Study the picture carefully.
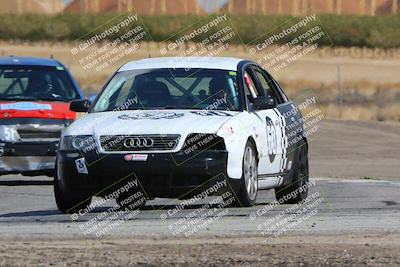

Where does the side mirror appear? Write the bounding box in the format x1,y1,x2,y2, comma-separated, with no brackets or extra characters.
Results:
70,99,90,112
252,96,276,110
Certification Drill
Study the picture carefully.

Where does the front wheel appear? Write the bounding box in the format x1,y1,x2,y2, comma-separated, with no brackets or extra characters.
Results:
54,166,92,214
275,140,309,204
232,141,258,207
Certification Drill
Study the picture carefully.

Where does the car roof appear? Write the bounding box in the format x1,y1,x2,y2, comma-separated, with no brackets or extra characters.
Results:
119,57,245,72
0,56,63,67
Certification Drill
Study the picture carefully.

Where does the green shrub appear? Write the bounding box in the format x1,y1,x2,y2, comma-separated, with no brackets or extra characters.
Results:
0,13,399,48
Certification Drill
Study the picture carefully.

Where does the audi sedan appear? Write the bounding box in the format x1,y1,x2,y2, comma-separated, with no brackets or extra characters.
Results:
55,57,309,213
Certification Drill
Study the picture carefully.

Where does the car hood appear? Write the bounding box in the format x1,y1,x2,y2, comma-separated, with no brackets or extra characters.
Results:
65,110,238,137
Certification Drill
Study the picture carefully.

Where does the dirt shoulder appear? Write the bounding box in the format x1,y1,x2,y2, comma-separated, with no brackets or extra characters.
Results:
0,234,399,266
309,120,400,180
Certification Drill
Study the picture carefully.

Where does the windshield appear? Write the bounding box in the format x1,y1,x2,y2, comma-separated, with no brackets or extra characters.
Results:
0,65,79,101
91,68,240,112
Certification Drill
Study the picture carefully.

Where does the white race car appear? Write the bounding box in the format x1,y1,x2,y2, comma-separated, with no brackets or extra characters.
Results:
55,57,309,213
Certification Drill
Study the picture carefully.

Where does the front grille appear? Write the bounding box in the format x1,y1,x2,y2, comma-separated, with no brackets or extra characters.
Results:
100,135,181,152
17,129,61,139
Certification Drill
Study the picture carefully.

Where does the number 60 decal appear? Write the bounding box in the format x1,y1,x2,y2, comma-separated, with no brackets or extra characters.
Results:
266,117,277,163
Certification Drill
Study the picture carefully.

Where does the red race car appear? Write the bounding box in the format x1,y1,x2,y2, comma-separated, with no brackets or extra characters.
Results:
0,56,83,177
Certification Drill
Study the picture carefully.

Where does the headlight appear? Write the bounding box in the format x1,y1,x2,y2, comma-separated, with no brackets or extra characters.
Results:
183,133,226,153
59,135,96,152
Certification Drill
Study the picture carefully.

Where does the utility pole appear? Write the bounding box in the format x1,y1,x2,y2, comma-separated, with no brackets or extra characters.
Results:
393,0,398,14
95,0,100,12
251,0,257,13
161,0,166,14
278,0,282,14
261,0,266,15
360,0,366,15
228,0,233,14
292,0,299,15
371,0,376,15
301,0,308,15
150,0,155,15
336,0,342,15
183,0,187,14
329,0,334,13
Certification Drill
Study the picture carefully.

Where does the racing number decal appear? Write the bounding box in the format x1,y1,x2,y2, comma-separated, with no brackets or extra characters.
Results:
75,158,88,174
4,128,16,141
265,116,277,163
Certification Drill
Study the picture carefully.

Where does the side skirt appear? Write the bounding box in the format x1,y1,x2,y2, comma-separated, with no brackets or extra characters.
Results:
258,173,285,190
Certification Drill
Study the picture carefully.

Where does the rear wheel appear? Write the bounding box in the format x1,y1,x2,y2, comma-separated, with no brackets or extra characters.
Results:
232,141,258,207
54,167,92,214
275,140,309,204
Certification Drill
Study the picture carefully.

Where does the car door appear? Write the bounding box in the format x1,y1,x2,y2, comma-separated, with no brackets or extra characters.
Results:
243,65,284,176
262,69,304,176
252,65,304,177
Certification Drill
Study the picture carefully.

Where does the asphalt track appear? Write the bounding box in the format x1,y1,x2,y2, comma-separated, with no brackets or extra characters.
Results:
0,175,399,238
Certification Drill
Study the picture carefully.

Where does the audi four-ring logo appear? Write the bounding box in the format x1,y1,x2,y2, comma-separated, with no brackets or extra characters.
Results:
123,138,154,148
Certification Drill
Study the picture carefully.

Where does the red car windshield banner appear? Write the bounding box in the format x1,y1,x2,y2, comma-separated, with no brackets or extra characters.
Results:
0,101,76,120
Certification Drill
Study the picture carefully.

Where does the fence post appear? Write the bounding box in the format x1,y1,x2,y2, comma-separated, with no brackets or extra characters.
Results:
337,65,344,118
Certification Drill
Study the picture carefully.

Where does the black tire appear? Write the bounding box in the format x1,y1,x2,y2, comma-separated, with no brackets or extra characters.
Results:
54,166,92,214
116,187,147,210
275,140,309,204
231,140,258,207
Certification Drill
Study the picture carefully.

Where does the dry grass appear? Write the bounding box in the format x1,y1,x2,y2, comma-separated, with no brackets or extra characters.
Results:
1,41,399,121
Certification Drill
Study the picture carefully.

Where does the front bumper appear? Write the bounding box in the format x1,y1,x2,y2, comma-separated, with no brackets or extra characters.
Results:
57,150,237,198
0,141,58,175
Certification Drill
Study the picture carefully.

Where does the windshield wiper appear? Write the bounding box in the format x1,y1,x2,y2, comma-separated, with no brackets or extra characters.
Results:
0,96,38,101
37,97,68,102
160,106,179,109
